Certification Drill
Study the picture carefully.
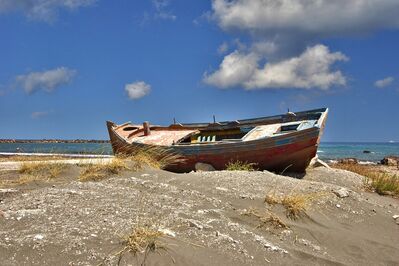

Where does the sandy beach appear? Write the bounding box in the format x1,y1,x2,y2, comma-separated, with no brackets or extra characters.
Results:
1,158,398,266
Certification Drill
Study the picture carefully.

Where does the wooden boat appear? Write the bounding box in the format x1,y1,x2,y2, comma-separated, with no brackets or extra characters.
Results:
106,108,328,173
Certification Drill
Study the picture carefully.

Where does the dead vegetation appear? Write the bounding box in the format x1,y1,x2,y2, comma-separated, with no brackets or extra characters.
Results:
116,145,184,171
243,208,288,229
264,191,326,220
333,163,399,196
78,158,127,182
16,161,67,184
118,226,165,262
226,160,258,171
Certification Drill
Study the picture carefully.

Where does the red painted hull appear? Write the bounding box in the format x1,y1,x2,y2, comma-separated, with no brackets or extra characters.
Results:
106,108,328,173
165,137,319,173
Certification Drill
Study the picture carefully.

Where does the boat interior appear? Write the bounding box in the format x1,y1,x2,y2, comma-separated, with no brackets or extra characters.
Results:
111,109,327,146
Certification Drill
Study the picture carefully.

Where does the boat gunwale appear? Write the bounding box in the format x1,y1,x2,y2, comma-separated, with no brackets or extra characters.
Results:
108,108,328,150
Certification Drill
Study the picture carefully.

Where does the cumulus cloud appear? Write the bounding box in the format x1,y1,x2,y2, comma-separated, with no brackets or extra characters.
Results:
212,0,399,38
125,81,151,100
204,0,377,90
0,0,97,22
374,76,394,88
204,44,348,90
16,67,77,94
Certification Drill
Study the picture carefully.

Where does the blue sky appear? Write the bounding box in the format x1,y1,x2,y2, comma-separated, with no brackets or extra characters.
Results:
0,0,398,142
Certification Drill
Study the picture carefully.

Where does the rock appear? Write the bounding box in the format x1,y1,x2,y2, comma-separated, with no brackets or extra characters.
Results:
33,234,44,241
393,215,399,220
189,220,204,230
333,188,350,198
363,150,371,154
380,156,399,166
309,155,330,168
195,162,215,172
158,228,176,237
338,158,358,164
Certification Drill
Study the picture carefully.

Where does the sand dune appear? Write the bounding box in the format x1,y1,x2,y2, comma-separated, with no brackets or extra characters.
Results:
0,165,398,265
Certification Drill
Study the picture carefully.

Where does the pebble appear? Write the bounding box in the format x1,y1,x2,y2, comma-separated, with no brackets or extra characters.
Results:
336,204,341,208
158,228,176,237
189,220,203,230
393,215,399,220
333,188,350,198
33,234,44,241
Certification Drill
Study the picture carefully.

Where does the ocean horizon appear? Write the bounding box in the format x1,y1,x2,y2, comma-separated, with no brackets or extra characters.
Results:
1,141,398,163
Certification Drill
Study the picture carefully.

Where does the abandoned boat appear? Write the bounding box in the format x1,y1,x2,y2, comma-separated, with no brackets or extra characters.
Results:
106,108,328,173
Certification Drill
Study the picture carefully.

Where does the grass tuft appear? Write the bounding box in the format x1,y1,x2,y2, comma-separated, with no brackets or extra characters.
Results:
121,226,164,256
243,208,288,229
264,191,279,205
78,158,127,182
113,225,170,265
119,145,184,171
264,191,326,220
365,174,399,196
334,164,399,196
226,160,257,171
17,161,67,184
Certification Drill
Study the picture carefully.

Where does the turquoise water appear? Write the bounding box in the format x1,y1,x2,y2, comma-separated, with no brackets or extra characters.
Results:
318,142,399,162
0,143,112,155
0,142,398,162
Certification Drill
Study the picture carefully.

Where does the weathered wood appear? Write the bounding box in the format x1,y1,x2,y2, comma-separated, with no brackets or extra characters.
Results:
106,108,329,173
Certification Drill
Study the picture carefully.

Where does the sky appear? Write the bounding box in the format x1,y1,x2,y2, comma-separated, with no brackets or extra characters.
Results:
0,0,398,142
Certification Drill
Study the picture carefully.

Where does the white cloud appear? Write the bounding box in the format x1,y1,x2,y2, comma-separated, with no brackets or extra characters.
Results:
31,111,49,119
374,76,394,88
0,0,97,22
217,42,229,55
152,0,176,21
204,44,348,90
212,0,399,38
204,51,259,88
125,81,151,100
16,67,77,94
205,1,366,91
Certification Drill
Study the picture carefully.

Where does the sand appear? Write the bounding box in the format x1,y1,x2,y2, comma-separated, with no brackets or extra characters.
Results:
0,162,398,265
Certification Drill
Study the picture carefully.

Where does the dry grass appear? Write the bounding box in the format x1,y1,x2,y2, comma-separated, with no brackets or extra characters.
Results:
109,225,170,266
121,226,164,256
226,160,258,171
264,191,280,205
117,145,183,171
78,158,127,182
334,163,399,196
17,161,67,184
0,179,14,188
365,174,399,196
265,191,326,220
281,193,322,219
243,208,288,229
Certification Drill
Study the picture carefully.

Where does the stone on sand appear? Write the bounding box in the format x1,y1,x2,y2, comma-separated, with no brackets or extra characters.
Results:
195,162,215,172
333,187,350,198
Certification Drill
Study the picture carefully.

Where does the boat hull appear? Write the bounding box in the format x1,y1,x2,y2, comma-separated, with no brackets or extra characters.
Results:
106,120,323,173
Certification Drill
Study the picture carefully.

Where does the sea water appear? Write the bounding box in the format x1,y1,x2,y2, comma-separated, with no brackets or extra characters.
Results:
0,142,398,163
317,142,399,163
0,143,112,155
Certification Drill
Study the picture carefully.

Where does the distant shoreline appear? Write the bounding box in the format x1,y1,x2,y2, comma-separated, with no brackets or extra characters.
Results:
0,139,110,144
